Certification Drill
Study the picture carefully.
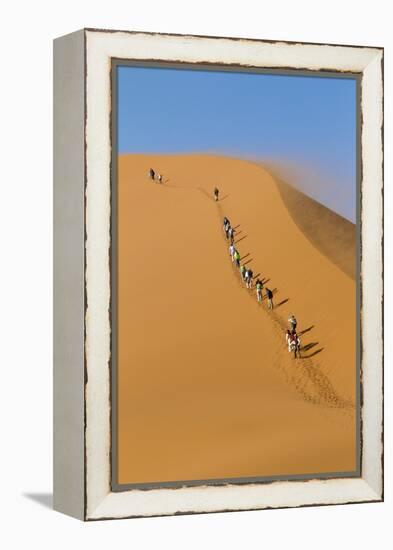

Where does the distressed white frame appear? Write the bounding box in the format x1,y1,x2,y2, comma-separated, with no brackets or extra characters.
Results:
82,30,383,520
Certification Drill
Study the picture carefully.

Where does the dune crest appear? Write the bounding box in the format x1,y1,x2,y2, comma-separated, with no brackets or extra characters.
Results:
116,153,357,485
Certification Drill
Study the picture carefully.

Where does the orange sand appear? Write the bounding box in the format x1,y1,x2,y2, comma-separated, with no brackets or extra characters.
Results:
116,154,357,484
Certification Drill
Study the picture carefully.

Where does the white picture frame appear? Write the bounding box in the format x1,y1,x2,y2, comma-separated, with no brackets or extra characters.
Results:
53,28,383,520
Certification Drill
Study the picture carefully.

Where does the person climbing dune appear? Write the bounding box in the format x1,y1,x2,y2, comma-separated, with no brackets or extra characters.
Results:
243,268,248,287
233,249,240,268
256,278,263,302
223,217,230,236
246,268,253,289
229,243,235,262
244,267,251,287
240,264,246,282
288,314,297,331
287,329,301,358
266,287,274,309
214,187,219,201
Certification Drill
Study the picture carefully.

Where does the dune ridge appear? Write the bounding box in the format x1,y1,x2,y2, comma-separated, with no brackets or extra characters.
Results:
116,154,357,485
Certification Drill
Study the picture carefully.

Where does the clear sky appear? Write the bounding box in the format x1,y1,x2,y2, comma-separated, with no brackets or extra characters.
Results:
117,65,357,222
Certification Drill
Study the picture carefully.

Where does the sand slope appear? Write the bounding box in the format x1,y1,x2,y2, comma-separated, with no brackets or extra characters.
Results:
117,154,357,484
274,178,356,280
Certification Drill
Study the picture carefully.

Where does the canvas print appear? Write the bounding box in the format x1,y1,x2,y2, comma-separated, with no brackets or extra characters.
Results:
112,63,359,488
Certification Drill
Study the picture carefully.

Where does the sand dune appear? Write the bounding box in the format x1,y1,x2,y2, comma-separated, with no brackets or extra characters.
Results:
274,178,356,280
116,154,357,485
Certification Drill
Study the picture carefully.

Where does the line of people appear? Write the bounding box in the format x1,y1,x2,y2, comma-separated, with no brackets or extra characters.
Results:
148,175,303,358
222,214,301,359
223,216,274,309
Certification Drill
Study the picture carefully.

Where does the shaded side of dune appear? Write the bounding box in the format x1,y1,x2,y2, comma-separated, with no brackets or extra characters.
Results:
273,178,356,280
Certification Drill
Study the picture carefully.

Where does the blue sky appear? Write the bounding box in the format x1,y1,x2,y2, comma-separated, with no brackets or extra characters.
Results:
117,65,357,222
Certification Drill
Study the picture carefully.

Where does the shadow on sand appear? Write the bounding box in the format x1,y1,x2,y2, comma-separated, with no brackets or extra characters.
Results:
274,178,356,280
299,325,315,336
301,348,324,359
234,235,247,244
240,253,250,262
301,342,318,352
